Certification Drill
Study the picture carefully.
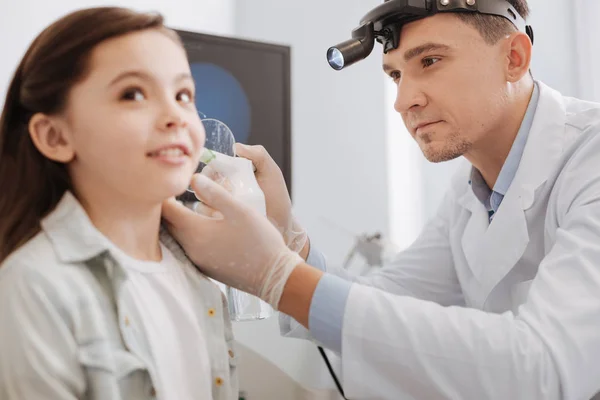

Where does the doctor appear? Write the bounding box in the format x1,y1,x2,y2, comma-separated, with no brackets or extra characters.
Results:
162,0,600,398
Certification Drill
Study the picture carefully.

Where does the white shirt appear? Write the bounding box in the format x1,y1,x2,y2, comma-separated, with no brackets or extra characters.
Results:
0,192,237,400
110,243,213,400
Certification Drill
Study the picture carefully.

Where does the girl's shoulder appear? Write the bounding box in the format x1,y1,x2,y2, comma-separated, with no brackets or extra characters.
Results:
1,229,67,279
0,230,101,314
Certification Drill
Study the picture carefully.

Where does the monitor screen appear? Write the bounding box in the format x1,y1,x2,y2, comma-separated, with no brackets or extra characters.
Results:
175,29,292,203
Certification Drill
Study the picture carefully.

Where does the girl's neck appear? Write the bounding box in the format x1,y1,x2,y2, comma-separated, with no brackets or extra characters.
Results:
75,188,163,262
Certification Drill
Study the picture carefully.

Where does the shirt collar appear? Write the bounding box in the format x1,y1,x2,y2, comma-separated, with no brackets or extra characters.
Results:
41,191,184,266
41,191,112,263
493,82,540,195
470,82,540,203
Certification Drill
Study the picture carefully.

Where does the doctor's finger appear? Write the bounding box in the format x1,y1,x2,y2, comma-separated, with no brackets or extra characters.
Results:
161,197,219,249
189,174,244,218
162,197,205,231
201,164,219,180
235,143,273,173
201,166,233,193
194,201,224,219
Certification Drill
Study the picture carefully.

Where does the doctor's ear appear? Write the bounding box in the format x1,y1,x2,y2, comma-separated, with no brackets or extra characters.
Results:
28,113,75,163
504,31,533,83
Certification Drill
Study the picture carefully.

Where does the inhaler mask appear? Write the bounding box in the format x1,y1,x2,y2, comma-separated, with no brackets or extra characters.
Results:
190,112,274,322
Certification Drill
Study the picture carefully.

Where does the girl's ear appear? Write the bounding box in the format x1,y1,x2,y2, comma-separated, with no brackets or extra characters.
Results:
28,113,75,163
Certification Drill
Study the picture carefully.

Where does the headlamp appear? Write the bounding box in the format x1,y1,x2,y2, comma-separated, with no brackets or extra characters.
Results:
327,0,533,70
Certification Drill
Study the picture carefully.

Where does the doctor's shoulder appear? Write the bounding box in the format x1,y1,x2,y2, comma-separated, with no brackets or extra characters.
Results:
548,96,600,211
563,95,600,139
557,95,600,166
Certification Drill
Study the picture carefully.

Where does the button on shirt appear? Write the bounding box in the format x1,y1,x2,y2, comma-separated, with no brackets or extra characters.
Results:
306,83,541,353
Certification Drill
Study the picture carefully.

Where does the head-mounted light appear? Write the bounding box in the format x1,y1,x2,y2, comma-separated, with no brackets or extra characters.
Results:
327,0,533,70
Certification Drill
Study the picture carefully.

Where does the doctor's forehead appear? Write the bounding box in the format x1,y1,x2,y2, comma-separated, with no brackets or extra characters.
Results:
382,15,486,66
384,42,452,65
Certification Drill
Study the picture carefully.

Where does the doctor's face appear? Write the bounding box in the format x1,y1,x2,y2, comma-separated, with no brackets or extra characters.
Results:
384,13,512,162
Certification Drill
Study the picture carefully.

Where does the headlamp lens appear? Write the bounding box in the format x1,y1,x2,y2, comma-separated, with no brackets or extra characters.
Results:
327,47,345,70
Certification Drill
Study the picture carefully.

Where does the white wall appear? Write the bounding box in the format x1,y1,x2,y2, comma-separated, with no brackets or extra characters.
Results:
235,0,389,268
528,0,579,97
573,0,600,103
233,0,389,392
0,0,235,106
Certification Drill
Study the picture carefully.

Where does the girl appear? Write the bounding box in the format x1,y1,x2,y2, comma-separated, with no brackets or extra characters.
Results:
0,7,237,400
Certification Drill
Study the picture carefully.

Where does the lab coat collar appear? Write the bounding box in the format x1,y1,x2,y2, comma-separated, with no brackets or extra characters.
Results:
458,81,567,303
510,80,566,208
457,81,565,211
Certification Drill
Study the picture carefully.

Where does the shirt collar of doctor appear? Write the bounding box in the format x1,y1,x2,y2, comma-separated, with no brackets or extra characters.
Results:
469,82,541,200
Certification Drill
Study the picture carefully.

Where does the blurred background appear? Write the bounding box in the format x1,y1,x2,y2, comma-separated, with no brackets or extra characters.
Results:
1,0,598,398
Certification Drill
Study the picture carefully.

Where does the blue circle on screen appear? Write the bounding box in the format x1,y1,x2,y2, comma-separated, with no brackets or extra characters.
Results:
190,63,251,143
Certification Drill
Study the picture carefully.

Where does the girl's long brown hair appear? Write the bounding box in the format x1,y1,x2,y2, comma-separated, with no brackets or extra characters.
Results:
0,7,180,263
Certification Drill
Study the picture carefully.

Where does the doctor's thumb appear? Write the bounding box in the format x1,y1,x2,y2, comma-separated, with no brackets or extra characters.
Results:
234,143,253,158
235,143,268,171
161,197,198,231
189,174,240,218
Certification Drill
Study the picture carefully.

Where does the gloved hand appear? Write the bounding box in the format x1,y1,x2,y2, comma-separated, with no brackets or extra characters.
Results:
234,143,308,254
162,174,304,309
196,153,266,218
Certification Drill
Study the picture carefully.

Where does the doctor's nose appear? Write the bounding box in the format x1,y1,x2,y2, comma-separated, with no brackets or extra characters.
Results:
394,79,428,114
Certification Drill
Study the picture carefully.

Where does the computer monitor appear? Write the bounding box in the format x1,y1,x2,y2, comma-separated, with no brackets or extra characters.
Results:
175,29,292,203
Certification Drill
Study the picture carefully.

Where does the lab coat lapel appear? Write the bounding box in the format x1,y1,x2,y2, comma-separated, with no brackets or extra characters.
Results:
459,189,489,282
477,186,530,299
459,81,566,302
458,179,530,294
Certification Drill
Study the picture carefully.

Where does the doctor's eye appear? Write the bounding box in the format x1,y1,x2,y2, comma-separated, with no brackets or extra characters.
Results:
120,87,146,102
422,57,441,68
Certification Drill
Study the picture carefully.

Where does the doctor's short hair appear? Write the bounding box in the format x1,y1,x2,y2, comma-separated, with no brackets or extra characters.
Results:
455,0,530,44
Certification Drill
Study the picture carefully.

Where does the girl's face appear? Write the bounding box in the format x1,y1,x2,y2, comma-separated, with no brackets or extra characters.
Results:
59,29,205,203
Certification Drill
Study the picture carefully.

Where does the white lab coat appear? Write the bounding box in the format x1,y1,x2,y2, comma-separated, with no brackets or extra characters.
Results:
281,81,600,400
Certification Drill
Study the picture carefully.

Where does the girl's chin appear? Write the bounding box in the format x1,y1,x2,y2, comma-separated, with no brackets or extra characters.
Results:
151,178,195,201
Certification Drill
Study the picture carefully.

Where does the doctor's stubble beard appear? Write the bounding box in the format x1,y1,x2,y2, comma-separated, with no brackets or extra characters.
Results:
418,130,472,163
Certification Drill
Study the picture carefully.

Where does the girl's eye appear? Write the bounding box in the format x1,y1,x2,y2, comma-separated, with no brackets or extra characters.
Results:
177,89,194,104
121,87,145,101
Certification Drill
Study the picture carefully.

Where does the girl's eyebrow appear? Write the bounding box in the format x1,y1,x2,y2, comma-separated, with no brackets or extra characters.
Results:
108,70,193,87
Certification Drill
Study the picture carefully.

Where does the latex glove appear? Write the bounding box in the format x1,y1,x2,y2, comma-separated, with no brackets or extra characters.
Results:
162,174,304,309
196,154,266,218
234,143,308,254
